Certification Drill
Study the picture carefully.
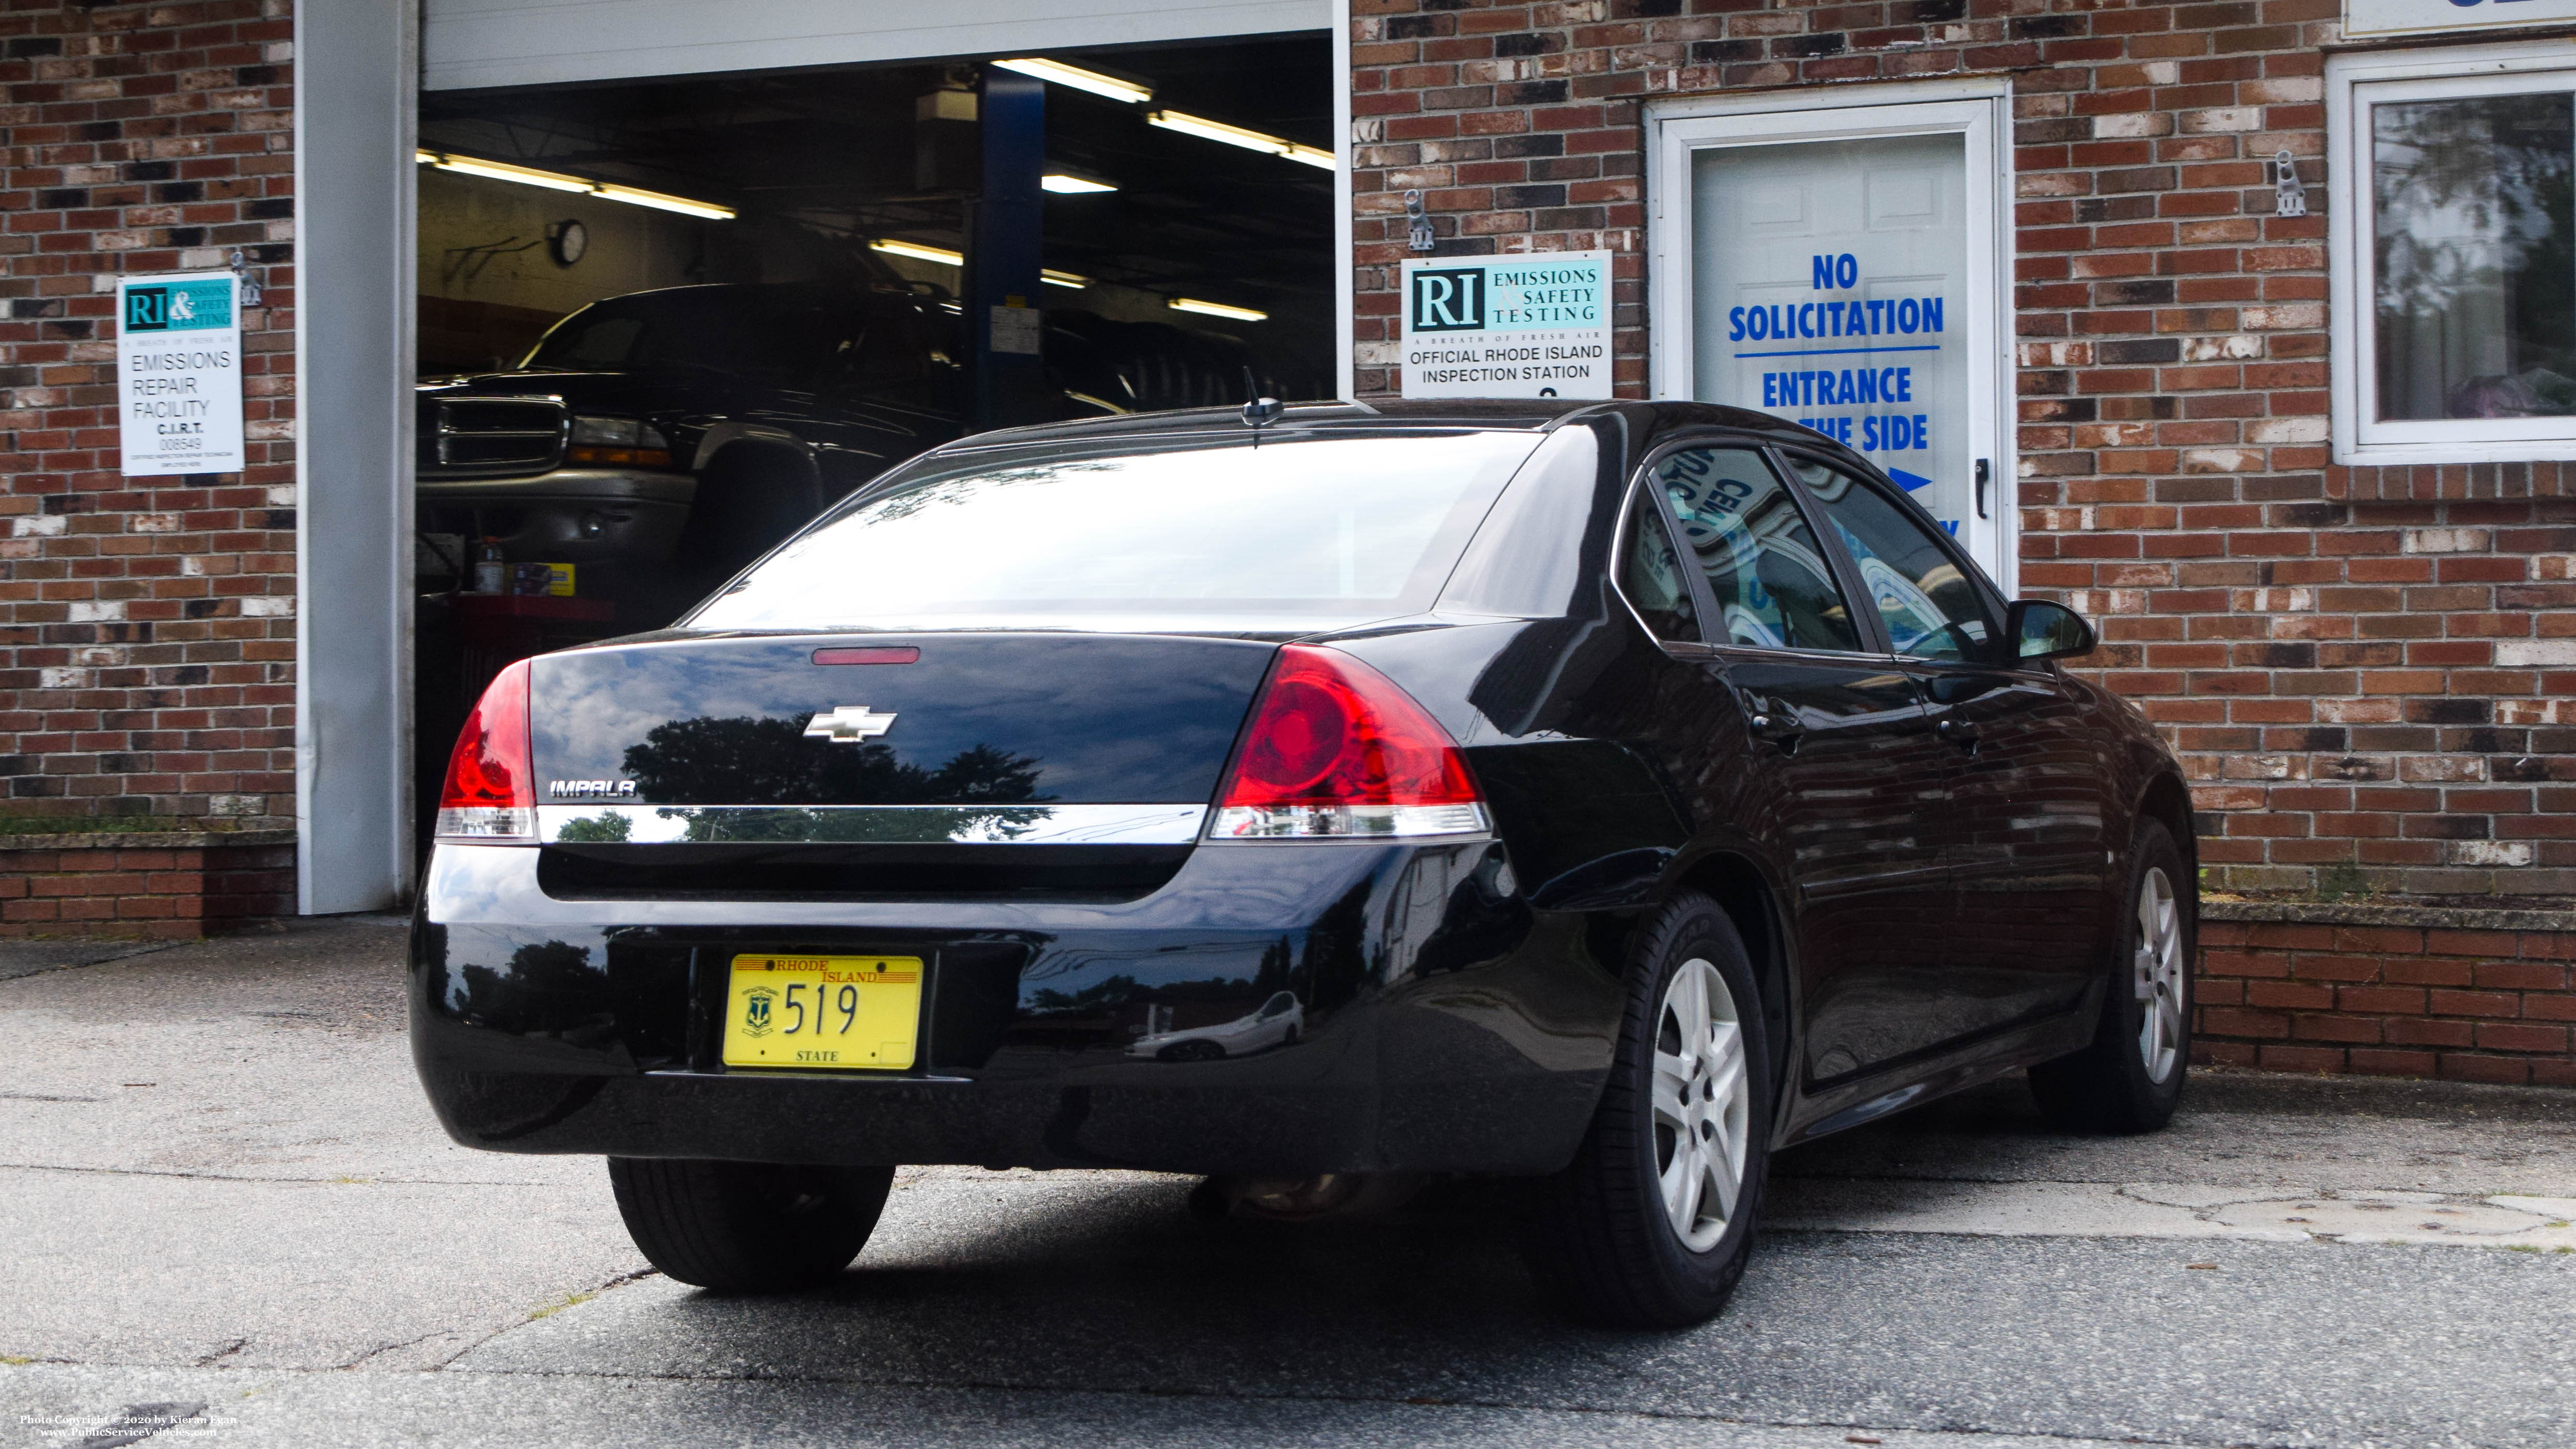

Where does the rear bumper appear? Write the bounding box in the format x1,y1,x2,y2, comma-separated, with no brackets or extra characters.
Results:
415,468,693,563
409,838,1624,1176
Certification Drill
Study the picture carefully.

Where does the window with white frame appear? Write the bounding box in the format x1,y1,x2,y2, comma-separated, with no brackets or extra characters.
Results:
2332,44,2576,461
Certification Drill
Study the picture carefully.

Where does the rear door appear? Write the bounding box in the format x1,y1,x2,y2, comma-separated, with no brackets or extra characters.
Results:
1777,452,2112,1035
1643,442,1955,1086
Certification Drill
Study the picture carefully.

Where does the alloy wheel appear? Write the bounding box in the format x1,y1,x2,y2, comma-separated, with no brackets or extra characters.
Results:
1651,957,1752,1252
2133,866,2186,1084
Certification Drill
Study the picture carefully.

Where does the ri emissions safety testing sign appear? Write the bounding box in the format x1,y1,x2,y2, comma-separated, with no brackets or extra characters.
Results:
117,272,244,476
1401,251,1613,399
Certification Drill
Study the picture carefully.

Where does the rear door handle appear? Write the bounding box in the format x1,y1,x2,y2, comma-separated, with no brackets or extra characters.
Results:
1747,710,1805,747
1935,716,1980,750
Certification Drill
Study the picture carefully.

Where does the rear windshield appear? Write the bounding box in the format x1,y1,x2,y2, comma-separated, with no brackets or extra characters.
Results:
687,432,1540,627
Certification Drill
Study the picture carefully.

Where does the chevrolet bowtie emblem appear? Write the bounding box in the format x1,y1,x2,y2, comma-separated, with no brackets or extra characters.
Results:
804,705,898,743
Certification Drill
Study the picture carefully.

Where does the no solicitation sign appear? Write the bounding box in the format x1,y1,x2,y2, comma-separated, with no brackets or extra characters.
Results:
1401,251,1613,399
118,271,244,476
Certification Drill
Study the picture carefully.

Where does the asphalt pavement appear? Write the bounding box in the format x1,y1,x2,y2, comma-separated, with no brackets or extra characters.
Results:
2,917,2571,1449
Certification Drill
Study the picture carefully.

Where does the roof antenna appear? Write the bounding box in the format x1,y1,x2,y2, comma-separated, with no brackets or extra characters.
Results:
1241,365,1282,444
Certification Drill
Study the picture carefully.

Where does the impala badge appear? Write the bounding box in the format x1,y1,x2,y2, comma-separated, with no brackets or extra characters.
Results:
804,704,897,743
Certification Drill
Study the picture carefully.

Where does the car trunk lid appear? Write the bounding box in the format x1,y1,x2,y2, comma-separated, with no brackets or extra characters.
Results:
527,631,1277,810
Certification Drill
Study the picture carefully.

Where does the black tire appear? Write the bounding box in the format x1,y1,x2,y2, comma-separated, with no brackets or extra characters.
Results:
2029,818,2195,1134
606,1157,894,1293
1533,891,1773,1329
1159,1038,1226,1063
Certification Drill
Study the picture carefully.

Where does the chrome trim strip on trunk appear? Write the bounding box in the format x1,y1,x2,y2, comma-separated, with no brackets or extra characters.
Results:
533,803,1208,846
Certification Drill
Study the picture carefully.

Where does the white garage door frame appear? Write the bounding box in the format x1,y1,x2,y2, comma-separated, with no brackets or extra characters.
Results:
424,0,1331,91
290,1,1355,913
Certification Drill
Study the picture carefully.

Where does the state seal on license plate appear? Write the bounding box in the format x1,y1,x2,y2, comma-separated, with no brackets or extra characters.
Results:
723,953,923,1071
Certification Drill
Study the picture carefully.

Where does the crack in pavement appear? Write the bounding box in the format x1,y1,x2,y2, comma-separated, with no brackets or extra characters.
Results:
423,1269,663,1372
336,1329,473,1372
0,940,183,984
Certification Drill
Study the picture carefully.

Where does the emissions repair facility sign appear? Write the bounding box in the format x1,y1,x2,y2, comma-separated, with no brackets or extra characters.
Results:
1402,251,1613,399
118,272,243,476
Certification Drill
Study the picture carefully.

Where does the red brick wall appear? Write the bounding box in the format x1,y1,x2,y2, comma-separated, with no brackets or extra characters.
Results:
2198,914,2576,1086
0,0,297,826
1351,0,2576,900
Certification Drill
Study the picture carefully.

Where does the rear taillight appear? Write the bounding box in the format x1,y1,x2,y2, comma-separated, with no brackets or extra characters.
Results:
1212,645,1487,839
434,658,536,841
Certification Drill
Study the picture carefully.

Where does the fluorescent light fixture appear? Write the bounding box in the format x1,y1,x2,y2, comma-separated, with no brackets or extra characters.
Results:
873,241,1084,286
594,183,735,220
870,238,965,266
430,154,593,195
417,150,736,218
1147,110,1335,170
993,57,1153,105
1042,173,1117,195
1169,297,1267,322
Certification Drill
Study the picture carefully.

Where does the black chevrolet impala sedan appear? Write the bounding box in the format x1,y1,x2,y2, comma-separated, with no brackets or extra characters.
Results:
411,399,2196,1327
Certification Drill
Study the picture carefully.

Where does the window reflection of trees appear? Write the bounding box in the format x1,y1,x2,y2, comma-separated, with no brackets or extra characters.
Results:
432,935,611,1040
855,463,1115,528
555,813,632,843
617,715,1048,836
2373,92,2576,419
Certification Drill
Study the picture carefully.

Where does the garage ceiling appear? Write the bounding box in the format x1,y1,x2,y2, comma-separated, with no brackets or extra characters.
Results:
416,38,1336,351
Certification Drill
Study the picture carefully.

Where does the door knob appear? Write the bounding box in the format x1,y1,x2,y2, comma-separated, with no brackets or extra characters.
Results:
1936,716,1979,749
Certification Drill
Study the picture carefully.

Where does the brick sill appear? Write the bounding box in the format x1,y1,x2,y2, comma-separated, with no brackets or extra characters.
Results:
2203,896,2576,934
0,830,299,939
0,829,297,852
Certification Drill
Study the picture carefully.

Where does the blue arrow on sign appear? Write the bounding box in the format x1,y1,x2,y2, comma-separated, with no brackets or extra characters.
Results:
1887,467,1934,493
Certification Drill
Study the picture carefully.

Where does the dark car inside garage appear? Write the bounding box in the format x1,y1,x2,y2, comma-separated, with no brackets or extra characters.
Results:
410,38,1335,851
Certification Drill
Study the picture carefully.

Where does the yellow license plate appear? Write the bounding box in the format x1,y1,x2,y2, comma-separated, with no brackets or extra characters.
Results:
723,954,923,1071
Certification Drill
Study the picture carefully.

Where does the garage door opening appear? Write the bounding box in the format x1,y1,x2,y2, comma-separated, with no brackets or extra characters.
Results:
407,37,1334,854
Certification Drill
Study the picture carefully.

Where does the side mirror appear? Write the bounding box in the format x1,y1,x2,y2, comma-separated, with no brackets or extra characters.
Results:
2005,599,2096,663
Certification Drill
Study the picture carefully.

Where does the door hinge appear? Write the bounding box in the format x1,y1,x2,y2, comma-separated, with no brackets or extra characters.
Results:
1405,190,1436,253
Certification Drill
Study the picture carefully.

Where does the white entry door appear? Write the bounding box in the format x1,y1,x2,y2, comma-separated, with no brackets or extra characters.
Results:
1648,90,2013,588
